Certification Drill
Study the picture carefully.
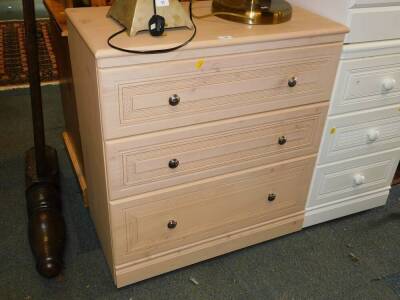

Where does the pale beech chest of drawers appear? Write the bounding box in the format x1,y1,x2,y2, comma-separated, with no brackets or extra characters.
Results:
66,2,346,287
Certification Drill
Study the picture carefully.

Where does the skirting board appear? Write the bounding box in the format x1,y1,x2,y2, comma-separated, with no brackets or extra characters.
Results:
393,164,400,186
62,131,88,207
114,212,304,287
303,188,390,227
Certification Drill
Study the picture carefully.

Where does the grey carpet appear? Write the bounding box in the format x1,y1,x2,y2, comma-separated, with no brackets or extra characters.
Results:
1,86,400,299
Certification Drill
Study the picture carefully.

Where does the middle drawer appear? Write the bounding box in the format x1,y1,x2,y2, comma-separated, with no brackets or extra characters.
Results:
106,103,328,200
319,104,400,164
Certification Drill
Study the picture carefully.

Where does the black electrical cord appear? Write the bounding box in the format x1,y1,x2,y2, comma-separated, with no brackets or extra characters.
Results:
152,0,157,15
107,0,197,54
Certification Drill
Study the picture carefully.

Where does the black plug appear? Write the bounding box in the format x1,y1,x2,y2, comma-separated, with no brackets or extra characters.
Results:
149,15,165,36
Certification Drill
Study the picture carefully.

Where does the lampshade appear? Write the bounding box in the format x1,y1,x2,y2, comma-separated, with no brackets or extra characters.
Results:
108,0,193,36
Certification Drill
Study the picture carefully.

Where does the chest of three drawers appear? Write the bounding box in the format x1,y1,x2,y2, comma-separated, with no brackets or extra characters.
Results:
101,45,335,287
290,0,400,226
66,5,346,287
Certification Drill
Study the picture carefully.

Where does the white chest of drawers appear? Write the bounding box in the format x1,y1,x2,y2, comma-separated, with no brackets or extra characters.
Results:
289,0,400,43
290,0,400,227
66,2,345,287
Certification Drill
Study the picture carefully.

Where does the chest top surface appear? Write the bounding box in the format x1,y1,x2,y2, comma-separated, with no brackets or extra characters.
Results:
65,1,347,66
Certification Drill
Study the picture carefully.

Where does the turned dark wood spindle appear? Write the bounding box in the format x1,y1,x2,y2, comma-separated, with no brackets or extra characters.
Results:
22,0,66,278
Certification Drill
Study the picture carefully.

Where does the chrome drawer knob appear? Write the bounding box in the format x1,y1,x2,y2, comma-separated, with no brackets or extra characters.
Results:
267,193,277,202
168,159,180,169
169,94,180,106
353,174,366,186
367,129,380,142
382,78,396,91
167,220,177,229
288,76,297,88
278,136,287,145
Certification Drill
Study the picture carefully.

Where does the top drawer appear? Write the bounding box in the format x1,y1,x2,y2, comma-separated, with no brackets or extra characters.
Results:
349,0,400,8
290,0,400,43
331,52,400,115
98,43,341,140
345,6,400,43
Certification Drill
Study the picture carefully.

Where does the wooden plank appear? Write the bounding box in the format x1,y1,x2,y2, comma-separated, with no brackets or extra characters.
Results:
62,132,88,207
90,0,113,6
46,3,85,182
43,0,68,36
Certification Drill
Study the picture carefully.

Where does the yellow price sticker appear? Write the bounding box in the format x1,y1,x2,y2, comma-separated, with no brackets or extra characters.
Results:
195,59,205,70
330,128,336,134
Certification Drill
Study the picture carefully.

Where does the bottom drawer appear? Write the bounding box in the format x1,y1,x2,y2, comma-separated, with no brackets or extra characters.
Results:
308,148,400,208
110,155,316,265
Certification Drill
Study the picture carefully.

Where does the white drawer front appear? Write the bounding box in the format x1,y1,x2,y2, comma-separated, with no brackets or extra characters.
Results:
331,52,400,115
346,7,400,43
308,149,400,208
349,0,400,8
320,104,400,164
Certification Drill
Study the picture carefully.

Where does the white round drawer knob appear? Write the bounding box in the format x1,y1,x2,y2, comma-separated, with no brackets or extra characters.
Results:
367,129,380,142
353,174,366,186
382,78,396,91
